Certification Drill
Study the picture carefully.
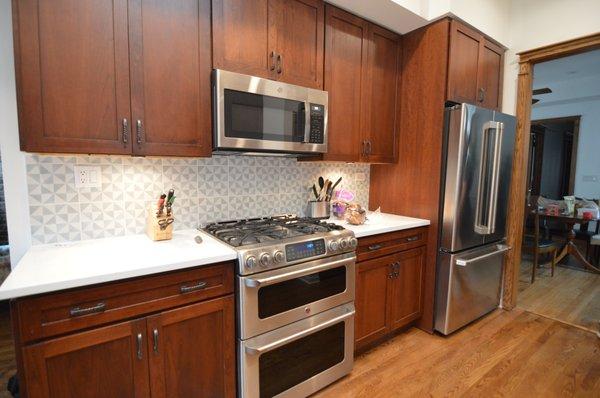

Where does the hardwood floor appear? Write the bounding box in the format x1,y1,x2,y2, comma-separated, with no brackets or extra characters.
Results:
316,309,600,397
518,258,600,333
0,305,598,397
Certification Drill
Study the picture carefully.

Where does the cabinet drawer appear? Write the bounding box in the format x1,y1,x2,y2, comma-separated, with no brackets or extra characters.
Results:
13,262,234,344
357,227,428,262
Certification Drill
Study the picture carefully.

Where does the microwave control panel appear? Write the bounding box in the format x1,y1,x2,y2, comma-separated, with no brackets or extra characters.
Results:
309,104,325,144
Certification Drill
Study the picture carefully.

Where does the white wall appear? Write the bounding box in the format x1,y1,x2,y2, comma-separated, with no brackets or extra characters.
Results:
502,0,600,115
532,99,600,199
0,0,31,265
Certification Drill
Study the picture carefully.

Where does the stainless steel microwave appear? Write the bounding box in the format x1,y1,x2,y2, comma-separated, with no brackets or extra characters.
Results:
212,69,328,155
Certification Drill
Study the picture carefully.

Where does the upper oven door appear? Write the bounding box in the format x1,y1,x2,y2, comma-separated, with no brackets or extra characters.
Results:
213,69,328,154
238,252,355,340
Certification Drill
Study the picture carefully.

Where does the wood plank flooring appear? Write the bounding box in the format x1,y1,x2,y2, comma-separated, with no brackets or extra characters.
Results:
518,259,600,333
316,309,600,397
0,304,598,397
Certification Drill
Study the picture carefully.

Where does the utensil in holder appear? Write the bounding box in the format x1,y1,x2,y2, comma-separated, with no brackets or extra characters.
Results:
307,201,331,219
146,205,174,241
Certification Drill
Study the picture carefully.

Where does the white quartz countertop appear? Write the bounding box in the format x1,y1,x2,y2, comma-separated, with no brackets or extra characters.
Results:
328,211,430,238
0,230,237,300
0,212,429,301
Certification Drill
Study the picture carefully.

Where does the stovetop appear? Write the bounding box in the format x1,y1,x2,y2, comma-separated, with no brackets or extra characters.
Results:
204,215,345,248
203,215,356,275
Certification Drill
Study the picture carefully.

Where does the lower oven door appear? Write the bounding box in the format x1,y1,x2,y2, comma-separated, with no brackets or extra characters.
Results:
239,303,355,398
238,252,355,339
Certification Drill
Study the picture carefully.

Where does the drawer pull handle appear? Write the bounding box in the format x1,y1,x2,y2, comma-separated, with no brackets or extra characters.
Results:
69,302,106,317
406,236,419,242
153,329,159,354
368,244,383,251
180,281,207,294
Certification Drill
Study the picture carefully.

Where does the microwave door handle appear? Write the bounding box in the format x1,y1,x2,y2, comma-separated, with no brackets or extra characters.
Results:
303,100,311,143
487,122,504,234
244,309,355,355
243,255,355,288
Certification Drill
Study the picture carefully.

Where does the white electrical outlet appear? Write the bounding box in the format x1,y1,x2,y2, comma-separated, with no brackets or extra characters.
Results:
582,175,599,182
74,165,102,188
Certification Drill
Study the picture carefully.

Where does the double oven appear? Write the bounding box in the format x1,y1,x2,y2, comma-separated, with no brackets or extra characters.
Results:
237,250,355,397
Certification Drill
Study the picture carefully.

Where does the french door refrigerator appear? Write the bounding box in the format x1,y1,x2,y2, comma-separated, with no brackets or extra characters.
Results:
435,103,516,335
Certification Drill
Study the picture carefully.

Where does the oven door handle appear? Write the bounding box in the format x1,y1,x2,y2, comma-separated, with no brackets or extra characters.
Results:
244,308,355,355
242,255,354,288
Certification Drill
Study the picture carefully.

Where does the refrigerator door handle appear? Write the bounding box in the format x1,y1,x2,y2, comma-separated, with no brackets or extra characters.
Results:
456,244,511,266
474,121,504,235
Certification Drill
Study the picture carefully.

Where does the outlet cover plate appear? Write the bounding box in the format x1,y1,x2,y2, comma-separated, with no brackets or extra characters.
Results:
74,165,102,188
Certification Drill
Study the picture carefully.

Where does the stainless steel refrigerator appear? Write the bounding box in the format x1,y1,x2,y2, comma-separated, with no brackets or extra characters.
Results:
434,103,516,335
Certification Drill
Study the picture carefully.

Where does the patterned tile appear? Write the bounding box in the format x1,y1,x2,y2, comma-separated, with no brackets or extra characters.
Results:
26,154,370,244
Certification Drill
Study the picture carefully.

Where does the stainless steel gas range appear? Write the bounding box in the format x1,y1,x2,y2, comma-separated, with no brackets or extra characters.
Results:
204,215,357,398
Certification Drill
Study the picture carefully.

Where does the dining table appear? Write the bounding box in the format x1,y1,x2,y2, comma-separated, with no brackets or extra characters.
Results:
534,210,600,274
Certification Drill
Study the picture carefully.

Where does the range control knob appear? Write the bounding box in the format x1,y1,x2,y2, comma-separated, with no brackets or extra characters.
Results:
340,238,350,250
273,250,285,263
260,253,272,267
349,237,358,249
328,240,340,252
246,256,257,269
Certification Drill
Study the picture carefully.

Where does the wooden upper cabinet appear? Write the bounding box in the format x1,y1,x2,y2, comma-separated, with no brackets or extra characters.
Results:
212,0,272,79
321,5,399,163
22,319,150,397
270,0,325,88
447,20,504,110
129,0,212,156
212,0,324,88
389,247,426,331
321,6,367,162
14,0,132,154
362,24,400,163
146,296,235,398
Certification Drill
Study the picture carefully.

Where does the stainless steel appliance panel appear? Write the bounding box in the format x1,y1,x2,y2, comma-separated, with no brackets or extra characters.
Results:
440,104,495,252
238,252,355,340
213,69,328,154
434,242,510,335
239,303,355,398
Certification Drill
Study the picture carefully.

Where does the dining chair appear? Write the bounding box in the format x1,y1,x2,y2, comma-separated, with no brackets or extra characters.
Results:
591,234,600,266
523,211,558,283
574,199,600,261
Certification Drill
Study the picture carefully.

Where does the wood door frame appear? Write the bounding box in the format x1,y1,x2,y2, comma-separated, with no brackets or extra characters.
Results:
530,115,580,196
502,32,600,309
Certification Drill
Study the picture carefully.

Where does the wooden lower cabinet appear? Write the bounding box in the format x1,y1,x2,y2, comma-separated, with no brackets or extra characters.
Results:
147,296,236,398
355,233,427,351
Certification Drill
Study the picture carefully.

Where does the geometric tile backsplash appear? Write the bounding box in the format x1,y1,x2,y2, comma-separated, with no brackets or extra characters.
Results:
26,154,370,245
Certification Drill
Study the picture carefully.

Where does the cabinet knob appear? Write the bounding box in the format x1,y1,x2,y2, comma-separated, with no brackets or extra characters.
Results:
478,87,486,102
136,119,143,147
276,53,283,74
122,118,129,145
270,51,276,71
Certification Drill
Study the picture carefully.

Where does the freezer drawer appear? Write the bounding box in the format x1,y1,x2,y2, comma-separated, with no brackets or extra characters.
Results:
435,243,510,335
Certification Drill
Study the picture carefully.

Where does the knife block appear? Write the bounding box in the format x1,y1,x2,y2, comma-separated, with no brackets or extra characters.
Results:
146,206,174,241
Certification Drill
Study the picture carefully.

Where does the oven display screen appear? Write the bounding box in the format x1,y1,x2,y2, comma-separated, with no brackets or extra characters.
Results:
285,239,326,261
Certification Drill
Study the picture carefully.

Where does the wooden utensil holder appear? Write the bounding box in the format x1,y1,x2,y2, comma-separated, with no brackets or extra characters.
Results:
146,205,174,241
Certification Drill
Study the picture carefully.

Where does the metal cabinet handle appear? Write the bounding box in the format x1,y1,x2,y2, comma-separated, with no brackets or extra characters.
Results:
70,302,106,317
368,244,383,251
136,119,143,146
270,51,276,71
180,281,207,293
122,118,129,144
276,53,282,74
406,235,419,242
153,329,159,354
136,333,143,360
478,87,486,102
366,140,372,155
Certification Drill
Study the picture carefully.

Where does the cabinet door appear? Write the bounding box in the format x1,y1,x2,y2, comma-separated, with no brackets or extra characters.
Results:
447,20,481,104
389,247,426,331
13,0,132,155
355,254,394,349
362,24,400,163
270,0,325,88
321,5,367,162
22,319,149,397
128,0,212,157
477,39,504,110
212,0,273,79
146,295,236,398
